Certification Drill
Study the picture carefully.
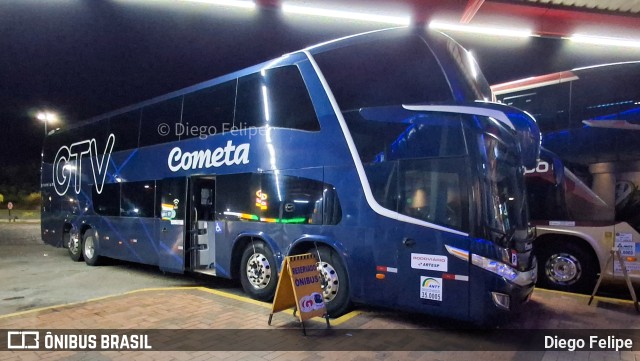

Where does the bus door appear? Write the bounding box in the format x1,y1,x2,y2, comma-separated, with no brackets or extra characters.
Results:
395,227,471,319
188,176,217,275
394,160,471,320
158,177,188,273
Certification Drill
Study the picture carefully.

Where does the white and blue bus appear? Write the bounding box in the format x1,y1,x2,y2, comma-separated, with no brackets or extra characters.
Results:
495,62,640,293
41,27,540,323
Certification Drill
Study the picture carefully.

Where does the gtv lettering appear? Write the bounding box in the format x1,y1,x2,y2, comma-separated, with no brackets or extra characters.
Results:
53,134,115,196
167,140,250,172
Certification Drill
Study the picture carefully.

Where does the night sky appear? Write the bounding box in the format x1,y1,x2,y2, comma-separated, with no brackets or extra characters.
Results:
2,0,640,170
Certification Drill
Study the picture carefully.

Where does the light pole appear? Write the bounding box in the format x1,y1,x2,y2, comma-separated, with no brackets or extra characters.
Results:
36,111,59,135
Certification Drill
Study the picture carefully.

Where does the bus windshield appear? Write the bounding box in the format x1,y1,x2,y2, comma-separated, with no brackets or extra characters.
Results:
313,30,492,112
481,128,528,241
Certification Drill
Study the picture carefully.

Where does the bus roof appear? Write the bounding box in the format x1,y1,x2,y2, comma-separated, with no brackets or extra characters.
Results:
47,26,471,137
49,27,420,134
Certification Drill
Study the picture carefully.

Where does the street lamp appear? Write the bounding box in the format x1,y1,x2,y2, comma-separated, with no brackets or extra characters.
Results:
36,111,59,135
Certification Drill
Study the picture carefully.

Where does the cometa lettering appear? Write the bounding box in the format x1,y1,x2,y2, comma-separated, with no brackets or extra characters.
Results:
168,140,250,172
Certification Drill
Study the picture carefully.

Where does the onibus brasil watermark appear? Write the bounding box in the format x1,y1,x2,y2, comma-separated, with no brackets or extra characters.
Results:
4,330,638,351
7,331,151,351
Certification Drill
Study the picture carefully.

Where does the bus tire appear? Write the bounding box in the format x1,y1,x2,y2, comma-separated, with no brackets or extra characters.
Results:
316,246,351,317
536,241,597,293
66,231,83,262
82,229,101,266
240,241,277,301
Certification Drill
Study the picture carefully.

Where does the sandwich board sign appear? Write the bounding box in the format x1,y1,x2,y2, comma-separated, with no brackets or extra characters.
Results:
268,253,330,335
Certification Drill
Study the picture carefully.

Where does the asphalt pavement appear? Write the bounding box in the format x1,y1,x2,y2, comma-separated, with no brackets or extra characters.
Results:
0,223,209,315
1,222,640,360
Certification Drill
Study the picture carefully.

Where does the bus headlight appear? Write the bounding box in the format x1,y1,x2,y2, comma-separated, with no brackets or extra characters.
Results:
472,254,520,284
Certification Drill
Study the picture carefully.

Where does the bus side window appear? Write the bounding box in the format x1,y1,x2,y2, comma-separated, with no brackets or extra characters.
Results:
181,80,236,139
262,66,320,131
121,181,155,218
321,187,342,225
215,173,261,222
263,175,325,225
93,183,120,216
199,187,215,221
157,178,186,221
235,66,320,131
399,158,467,231
109,110,141,152
73,119,110,156
236,74,263,128
139,96,183,147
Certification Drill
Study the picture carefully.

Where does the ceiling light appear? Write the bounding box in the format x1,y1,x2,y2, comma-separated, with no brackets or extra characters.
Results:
282,4,410,26
429,21,533,38
568,34,640,48
179,0,256,9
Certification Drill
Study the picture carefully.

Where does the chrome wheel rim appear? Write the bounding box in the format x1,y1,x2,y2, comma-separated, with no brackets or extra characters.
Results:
68,234,80,255
318,261,340,302
246,253,272,289
545,253,581,285
84,235,95,260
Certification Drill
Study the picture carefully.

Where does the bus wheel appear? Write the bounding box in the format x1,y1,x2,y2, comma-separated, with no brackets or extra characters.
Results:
82,230,101,266
536,242,597,293
240,241,277,301
316,247,351,317
67,231,83,262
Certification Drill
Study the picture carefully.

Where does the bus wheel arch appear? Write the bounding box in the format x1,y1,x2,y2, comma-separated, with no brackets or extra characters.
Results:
534,234,599,293
82,227,102,266
237,237,279,301
290,241,352,317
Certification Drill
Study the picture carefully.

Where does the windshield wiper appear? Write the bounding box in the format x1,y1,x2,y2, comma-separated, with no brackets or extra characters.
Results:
501,227,517,245
485,224,517,246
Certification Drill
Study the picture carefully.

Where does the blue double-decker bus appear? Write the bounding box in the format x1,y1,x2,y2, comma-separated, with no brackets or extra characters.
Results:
41,27,540,323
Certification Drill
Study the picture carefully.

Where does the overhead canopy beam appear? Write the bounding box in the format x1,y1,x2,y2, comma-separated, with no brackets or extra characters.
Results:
460,0,484,23
250,0,640,40
255,0,280,9
465,0,640,37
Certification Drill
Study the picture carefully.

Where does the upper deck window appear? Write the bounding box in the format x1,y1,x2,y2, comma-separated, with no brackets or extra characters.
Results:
235,66,320,131
109,110,141,152
181,80,236,140
139,96,183,147
313,35,454,111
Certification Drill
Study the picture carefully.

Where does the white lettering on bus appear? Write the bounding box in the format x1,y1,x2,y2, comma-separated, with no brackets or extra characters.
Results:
53,134,116,196
524,160,549,174
167,140,250,172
